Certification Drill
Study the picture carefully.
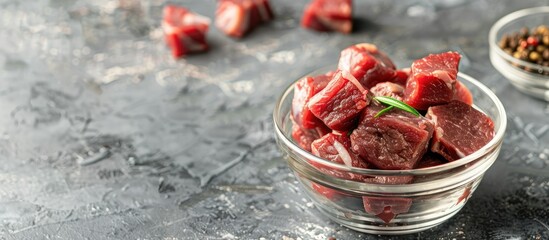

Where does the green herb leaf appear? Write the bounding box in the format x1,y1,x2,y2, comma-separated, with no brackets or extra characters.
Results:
375,106,395,118
373,96,420,117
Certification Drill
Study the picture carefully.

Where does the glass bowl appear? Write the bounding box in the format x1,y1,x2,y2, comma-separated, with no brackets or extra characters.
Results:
489,6,549,101
273,67,507,235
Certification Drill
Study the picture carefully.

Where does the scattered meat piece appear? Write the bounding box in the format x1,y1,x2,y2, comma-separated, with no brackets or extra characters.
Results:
311,132,369,181
453,80,473,105
292,72,334,129
404,52,461,110
370,82,405,101
162,5,210,58
215,0,274,38
362,197,412,223
391,68,411,85
416,153,447,168
301,0,353,34
426,100,495,161
338,43,396,89
350,101,434,170
308,70,370,131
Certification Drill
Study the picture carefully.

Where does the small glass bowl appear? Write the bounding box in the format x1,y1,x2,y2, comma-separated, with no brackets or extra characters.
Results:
273,67,507,235
489,6,549,101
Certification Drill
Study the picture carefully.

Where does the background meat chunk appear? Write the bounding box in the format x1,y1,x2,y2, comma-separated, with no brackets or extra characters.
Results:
391,68,411,85
162,5,210,58
426,100,495,161
404,52,461,110
216,0,274,38
416,153,447,168
337,44,396,89
370,82,405,101
350,102,434,170
308,70,370,131
453,80,473,105
291,72,334,129
301,0,353,34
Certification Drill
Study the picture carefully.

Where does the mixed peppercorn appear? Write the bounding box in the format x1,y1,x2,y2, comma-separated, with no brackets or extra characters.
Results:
499,25,549,75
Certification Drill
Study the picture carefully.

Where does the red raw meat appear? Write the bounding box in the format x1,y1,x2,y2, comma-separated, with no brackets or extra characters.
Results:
391,68,411,85
362,197,412,223
291,118,328,152
338,43,396,89
162,5,210,58
215,0,274,38
311,132,369,181
312,182,345,200
426,100,495,161
404,52,461,110
370,82,405,101
308,70,370,131
416,153,447,168
453,80,473,105
350,101,434,170
301,0,353,34
292,72,334,129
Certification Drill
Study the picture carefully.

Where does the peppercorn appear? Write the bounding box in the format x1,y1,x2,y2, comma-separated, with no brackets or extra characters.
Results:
543,49,549,60
543,35,549,46
527,36,539,47
529,51,541,62
536,45,546,53
499,35,509,48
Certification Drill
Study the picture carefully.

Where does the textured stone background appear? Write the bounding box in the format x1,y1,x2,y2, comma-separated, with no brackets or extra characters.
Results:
1,0,548,239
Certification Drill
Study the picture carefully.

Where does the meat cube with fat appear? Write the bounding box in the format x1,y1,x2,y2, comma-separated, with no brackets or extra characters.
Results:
215,0,274,38
338,43,396,89
350,101,434,170
311,132,369,175
301,0,353,34
162,5,210,58
404,52,461,110
292,72,334,129
426,100,495,161
308,70,370,131
291,117,329,152
370,82,405,101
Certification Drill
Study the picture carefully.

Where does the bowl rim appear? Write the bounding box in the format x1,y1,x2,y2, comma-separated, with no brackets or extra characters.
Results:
273,69,507,176
489,6,549,74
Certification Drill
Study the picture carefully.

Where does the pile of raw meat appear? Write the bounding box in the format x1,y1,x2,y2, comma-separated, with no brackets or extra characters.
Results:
161,0,356,58
291,43,495,223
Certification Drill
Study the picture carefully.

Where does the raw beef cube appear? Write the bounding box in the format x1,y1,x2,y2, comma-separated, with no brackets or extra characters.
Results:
362,197,412,223
291,119,322,152
416,153,447,168
453,80,473,105
370,82,405,101
215,0,274,38
292,72,334,129
308,70,370,131
162,5,210,58
391,68,411,85
404,52,461,110
426,100,495,161
338,43,396,89
311,132,369,181
301,0,353,34
350,101,434,170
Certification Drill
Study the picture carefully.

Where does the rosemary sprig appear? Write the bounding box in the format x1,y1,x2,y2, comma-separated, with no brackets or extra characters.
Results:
373,96,420,117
